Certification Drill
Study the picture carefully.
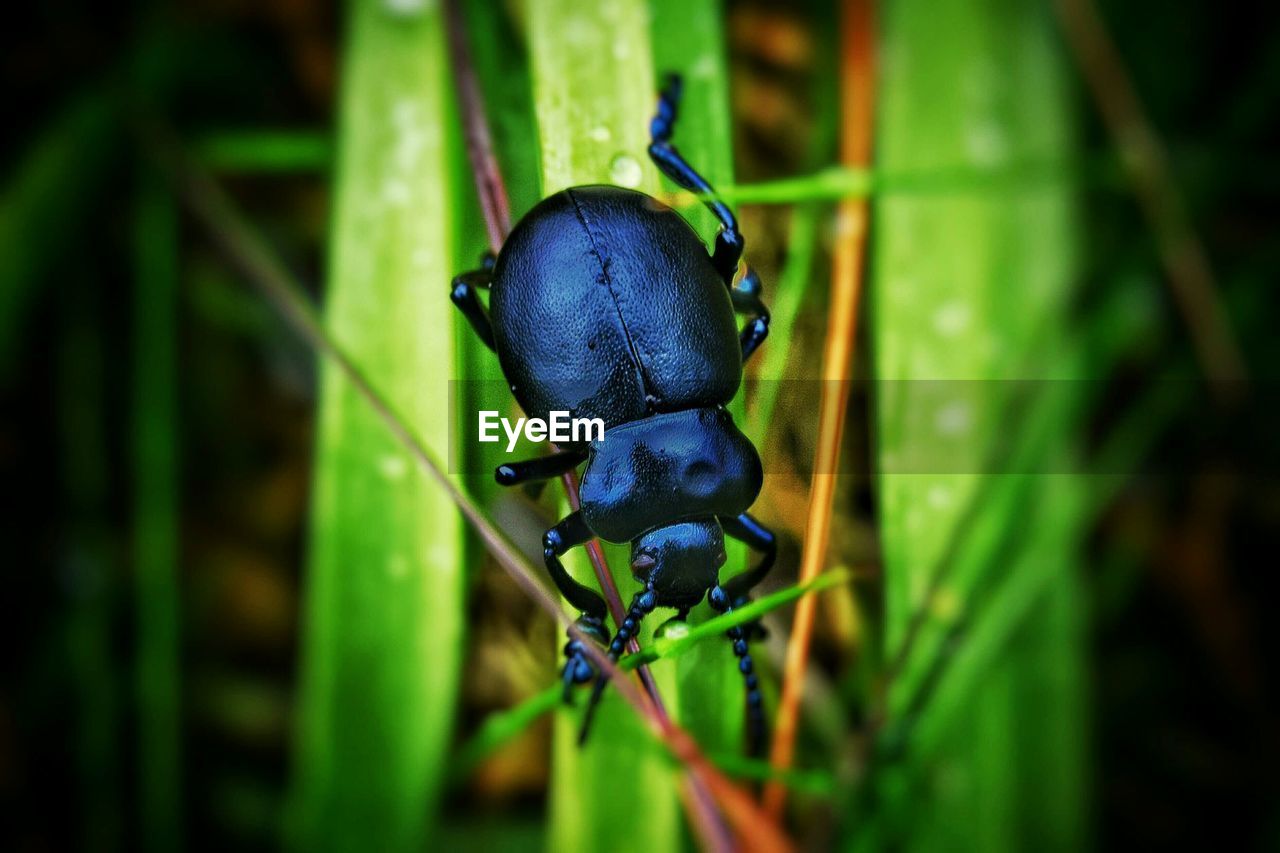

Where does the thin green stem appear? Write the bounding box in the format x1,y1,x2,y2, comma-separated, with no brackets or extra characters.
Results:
746,203,821,441
707,754,837,797
195,130,331,173
451,570,856,778
133,164,182,853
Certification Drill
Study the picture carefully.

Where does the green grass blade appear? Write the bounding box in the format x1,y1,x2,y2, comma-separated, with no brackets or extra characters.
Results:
746,203,821,441
59,283,123,852
869,0,1088,849
708,753,838,797
0,91,116,381
195,130,331,173
133,167,182,853
526,3,684,850
528,0,658,197
289,3,465,850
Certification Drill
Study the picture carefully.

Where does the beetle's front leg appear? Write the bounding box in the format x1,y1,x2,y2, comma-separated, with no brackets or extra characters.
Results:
544,511,610,700
450,251,497,351
721,511,776,640
648,73,744,283
494,449,587,487
722,512,777,600
731,266,771,362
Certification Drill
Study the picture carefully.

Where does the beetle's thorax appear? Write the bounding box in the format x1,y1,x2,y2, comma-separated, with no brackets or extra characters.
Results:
577,406,762,544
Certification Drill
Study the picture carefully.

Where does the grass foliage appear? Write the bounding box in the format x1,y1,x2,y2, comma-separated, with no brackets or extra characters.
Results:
290,4,465,850
5,0,1203,849
868,0,1089,848
525,2,679,849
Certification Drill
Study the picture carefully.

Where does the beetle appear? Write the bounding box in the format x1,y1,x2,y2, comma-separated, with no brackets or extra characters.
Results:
450,74,777,753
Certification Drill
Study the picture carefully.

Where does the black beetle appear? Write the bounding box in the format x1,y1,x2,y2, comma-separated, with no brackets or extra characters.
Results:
451,75,776,753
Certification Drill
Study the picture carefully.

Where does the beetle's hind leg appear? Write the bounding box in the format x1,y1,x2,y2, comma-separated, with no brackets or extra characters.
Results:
544,511,611,701
731,266,771,362
450,251,498,351
714,513,779,756
648,73,743,284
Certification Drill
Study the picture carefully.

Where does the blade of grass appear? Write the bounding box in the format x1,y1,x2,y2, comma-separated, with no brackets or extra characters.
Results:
867,0,1089,848
444,0,512,248
133,166,182,853
764,0,876,819
59,284,123,852
0,91,117,381
745,204,821,442
195,130,331,173
879,269,1158,712
667,156,1095,206
287,4,465,850
852,286,1179,837
524,3,693,850
709,755,837,798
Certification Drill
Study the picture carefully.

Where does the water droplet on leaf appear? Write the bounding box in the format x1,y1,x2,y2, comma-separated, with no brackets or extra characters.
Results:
609,153,643,188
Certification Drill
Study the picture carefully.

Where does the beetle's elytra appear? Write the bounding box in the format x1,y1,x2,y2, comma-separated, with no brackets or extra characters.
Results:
451,74,776,754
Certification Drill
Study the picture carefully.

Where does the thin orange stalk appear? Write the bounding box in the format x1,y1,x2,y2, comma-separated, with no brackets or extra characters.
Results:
763,0,876,819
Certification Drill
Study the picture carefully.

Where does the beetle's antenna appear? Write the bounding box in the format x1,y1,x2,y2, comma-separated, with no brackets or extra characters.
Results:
710,576,772,757
728,623,766,757
578,587,657,745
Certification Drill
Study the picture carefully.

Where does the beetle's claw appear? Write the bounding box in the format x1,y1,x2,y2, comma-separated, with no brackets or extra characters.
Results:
560,653,595,704
560,650,596,704
561,615,608,704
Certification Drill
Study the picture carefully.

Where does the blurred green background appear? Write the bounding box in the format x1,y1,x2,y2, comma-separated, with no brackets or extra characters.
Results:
2,0,1278,850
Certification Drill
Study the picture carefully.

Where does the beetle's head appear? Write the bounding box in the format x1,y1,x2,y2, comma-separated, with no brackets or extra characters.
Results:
630,519,726,609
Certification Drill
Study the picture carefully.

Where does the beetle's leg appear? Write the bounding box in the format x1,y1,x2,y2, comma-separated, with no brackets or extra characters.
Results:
649,73,743,284
450,252,498,351
545,512,611,700
578,585,658,745
731,266,771,362
544,512,607,617
712,513,778,756
721,512,777,601
495,450,587,487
